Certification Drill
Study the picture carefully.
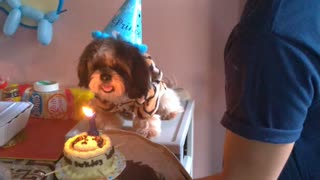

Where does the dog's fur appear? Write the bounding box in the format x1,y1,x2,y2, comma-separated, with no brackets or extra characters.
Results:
77,38,183,138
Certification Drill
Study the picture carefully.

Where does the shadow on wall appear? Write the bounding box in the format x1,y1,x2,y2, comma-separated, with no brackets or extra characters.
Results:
198,0,245,177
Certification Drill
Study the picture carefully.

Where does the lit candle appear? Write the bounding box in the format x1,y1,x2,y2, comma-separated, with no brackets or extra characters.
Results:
82,106,99,136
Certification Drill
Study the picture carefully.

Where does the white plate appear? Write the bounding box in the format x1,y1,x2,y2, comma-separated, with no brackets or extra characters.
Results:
55,149,126,180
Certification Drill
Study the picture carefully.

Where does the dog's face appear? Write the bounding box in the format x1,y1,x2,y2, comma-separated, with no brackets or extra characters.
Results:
77,38,151,105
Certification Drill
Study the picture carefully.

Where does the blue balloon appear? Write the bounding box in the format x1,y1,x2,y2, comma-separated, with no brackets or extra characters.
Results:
45,11,59,23
3,8,21,36
21,5,44,22
37,19,52,45
6,0,21,9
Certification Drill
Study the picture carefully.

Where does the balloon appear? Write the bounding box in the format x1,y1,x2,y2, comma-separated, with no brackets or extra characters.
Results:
3,8,21,36
38,19,52,45
0,0,65,45
6,0,21,9
21,5,44,22
45,11,60,23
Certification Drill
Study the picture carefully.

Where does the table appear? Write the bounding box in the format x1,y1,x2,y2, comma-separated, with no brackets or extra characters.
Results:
66,100,195,177
0,130,192,180
0,100,194,179
107,129,192,180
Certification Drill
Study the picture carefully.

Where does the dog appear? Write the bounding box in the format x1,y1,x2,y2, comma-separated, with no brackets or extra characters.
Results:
77,38,184,138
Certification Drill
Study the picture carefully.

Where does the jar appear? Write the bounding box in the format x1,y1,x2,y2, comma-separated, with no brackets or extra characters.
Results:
22,81,95,120
22,81,70,120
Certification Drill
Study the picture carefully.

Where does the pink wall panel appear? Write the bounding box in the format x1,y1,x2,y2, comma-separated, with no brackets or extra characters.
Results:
0,0,242,178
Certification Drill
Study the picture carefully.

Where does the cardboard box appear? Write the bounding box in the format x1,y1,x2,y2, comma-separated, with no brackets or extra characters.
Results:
0,101,33,146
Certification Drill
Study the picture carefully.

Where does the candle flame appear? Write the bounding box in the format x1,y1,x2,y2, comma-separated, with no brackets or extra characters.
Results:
82,106,95,117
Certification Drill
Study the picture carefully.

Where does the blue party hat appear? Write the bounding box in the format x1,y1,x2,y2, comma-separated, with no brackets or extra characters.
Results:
92,0,148,53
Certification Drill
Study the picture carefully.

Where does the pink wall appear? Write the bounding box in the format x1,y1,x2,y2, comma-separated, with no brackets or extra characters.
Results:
0,0,243,178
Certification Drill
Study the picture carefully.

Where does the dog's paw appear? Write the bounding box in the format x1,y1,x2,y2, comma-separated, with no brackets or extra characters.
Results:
161,112,178,120
146,128,160,138
139,128,160,138
133,120,157,138
133,116,161,138
135,128,160,138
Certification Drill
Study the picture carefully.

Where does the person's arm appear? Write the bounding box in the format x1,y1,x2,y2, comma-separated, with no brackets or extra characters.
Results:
196,130,294,180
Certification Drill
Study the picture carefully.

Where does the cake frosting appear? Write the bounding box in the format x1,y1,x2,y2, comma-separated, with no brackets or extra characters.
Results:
62,132,116,179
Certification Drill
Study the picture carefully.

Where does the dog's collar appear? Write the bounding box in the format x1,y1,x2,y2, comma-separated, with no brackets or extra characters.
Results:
95,95,135,112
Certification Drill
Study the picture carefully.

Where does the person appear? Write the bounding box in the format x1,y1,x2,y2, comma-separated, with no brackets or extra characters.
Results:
197,0,320,179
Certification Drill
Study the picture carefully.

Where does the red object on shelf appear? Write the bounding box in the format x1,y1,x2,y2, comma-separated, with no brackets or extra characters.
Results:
18,84,32,96
0,118,78,161
0,80,8,89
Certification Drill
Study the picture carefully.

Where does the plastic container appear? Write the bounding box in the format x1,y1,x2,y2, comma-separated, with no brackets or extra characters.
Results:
22,81,68,119
22,80,94,120
0,101,33,146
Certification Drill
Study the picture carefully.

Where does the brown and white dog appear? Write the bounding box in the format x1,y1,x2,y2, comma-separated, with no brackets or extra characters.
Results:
77,38,183,138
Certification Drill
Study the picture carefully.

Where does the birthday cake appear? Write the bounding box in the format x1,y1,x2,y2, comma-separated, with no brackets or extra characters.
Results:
62,132,116,179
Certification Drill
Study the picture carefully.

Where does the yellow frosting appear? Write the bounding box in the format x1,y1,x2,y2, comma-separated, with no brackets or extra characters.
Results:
64,132,111,159
61,132,117,179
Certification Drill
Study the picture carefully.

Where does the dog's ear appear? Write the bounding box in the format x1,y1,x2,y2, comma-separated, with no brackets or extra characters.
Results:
127,55,151,99
78,40,104,88
77,47,91,88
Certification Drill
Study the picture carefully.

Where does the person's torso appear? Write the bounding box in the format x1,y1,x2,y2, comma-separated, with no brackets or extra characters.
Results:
240,0,320,179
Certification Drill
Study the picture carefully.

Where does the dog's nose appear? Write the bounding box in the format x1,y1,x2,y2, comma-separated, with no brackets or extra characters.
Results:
100,73,112,82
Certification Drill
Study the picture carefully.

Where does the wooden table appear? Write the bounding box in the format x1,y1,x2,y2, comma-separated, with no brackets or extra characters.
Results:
66,100,195,177
0,100,194,179
0,130,192,180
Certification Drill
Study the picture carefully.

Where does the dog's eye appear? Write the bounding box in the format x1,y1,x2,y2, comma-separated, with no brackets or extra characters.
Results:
100,73,112,82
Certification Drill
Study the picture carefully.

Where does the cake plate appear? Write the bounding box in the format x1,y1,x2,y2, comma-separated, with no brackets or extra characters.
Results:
55,149,126,180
